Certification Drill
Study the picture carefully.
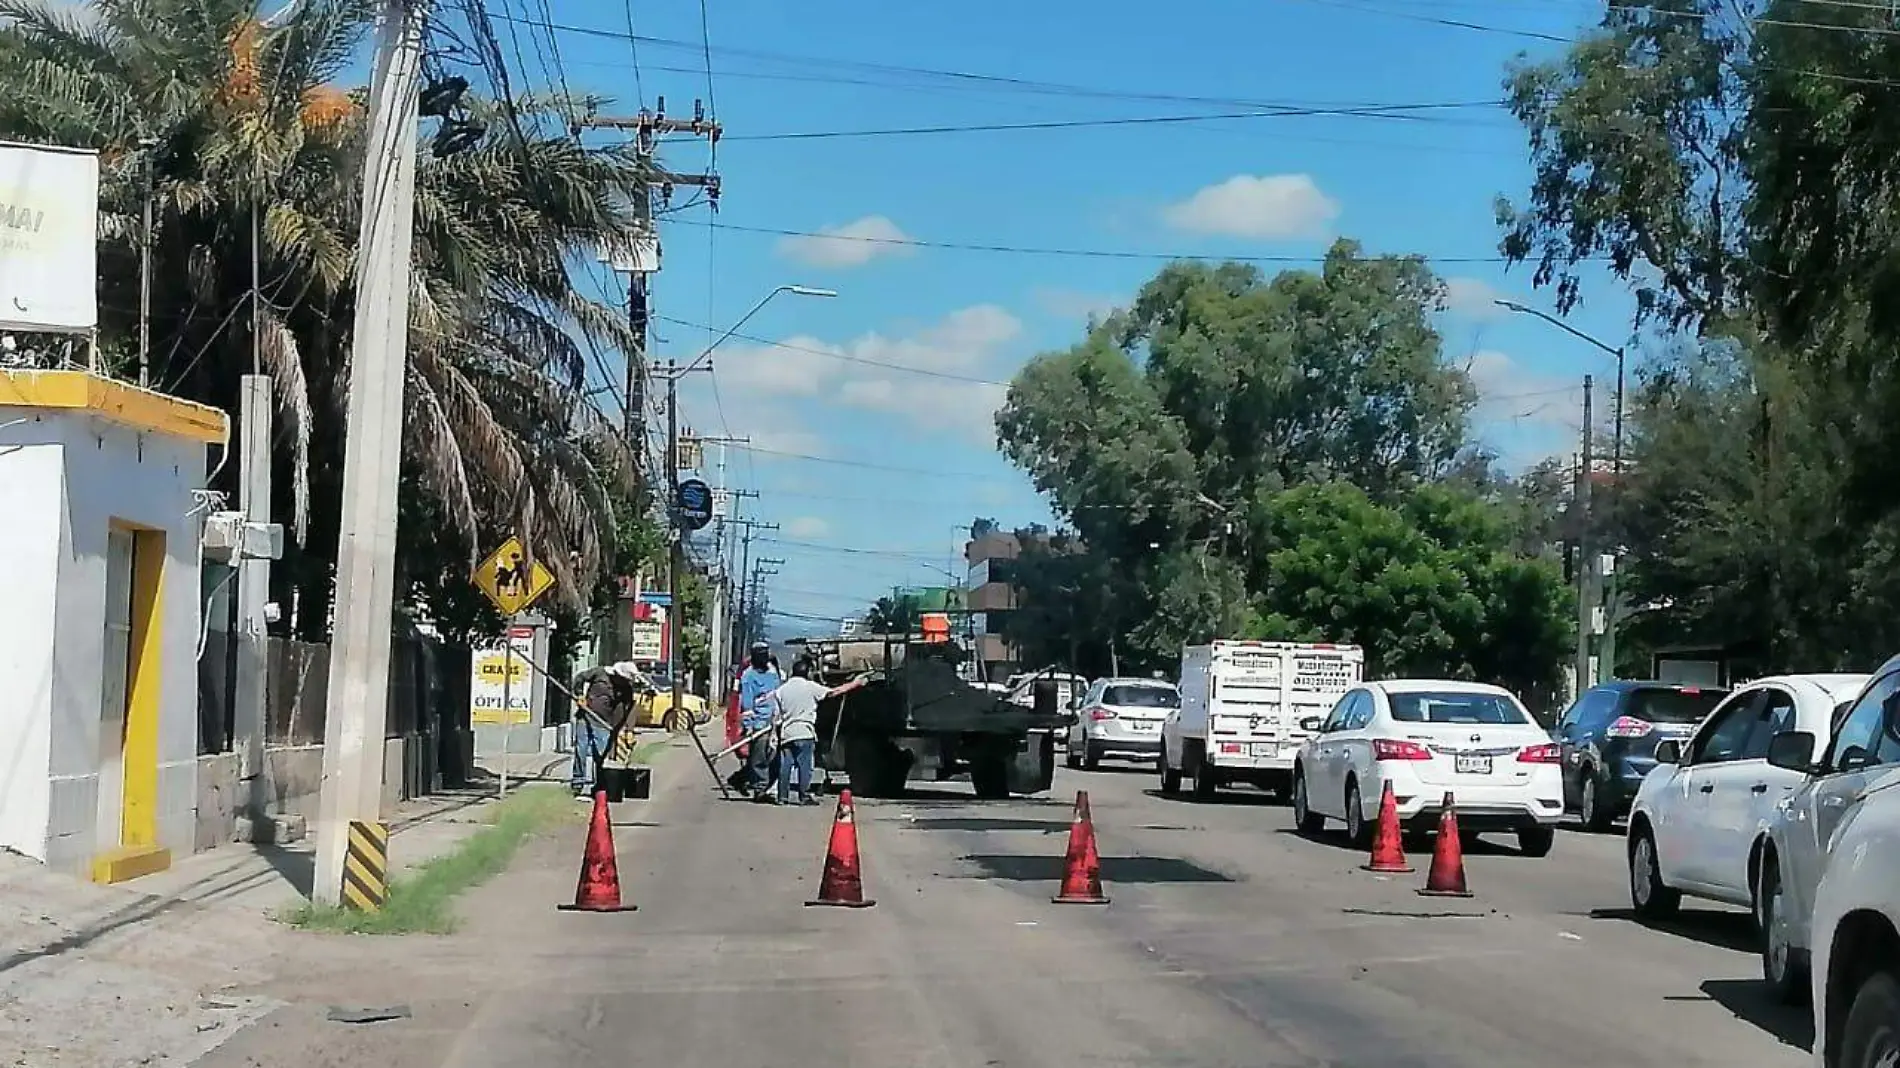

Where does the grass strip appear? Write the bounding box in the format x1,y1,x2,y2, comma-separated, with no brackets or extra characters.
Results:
284,784,576,935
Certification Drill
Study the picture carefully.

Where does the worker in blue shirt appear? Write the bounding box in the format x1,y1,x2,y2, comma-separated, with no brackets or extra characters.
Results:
737,642,784,798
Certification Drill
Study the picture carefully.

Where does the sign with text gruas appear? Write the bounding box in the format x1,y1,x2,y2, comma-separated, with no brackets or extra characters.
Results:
0,142,99,333
470,626,535,725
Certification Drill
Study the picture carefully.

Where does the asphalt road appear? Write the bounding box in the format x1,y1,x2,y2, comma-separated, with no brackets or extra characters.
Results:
201,745,1815,1068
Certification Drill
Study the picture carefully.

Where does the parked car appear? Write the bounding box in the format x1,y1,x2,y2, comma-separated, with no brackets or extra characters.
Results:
1763,656,1900,1067
1622,674,1867,968
1746,657,1900,1025
1553,681,1728,831
1066,677,1179,769
1290,680,1564,856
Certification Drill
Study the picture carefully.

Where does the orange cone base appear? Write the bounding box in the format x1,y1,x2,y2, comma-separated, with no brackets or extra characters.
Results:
557,902,639,913
805,897,877,908
1364,860,1416,874
1052,891,1109,905
1416,887,1473,898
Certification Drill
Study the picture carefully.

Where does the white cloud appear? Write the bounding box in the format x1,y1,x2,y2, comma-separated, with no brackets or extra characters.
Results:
1442,277,1509,321
786,516,831,538
1033,287,1121,324
774,215,914,269
713,305,1024,447
1161,174,1339,240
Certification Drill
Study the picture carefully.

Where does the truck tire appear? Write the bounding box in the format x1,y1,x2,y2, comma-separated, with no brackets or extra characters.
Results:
1190,743,1219,801
971,755,1011,799
1160,745,1182,796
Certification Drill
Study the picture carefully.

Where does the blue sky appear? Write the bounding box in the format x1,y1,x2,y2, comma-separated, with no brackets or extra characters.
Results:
515,0,1642,636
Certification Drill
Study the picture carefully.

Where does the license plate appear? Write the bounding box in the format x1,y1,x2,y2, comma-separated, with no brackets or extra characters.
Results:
1454,754,1492,775
1129,721,1156,731
1251,743,1276,758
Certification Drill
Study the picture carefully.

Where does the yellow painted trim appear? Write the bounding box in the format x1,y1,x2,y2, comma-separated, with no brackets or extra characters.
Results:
120,528,165,849
0,370,228,444
90,845,171,884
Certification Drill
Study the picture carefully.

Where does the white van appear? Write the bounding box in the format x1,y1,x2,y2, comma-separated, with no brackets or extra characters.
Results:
1161,641,1365,800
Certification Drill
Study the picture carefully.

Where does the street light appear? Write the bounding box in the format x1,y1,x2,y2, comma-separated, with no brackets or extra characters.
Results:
658,283,836,740
1493,299,1626,474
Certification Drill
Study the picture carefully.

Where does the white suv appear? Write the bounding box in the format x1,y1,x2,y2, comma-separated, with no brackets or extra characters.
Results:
1067,678,1179,769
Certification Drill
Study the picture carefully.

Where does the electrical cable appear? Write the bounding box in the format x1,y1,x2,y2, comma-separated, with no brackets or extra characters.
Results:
704,222,1551,265
724,443,994,478
723,100,1507,142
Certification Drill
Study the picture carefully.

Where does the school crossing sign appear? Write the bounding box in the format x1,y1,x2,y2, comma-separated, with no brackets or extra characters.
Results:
471,535,555,617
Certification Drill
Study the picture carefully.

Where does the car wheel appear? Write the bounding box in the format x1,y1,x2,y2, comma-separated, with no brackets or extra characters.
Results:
1756,856,1811,1005
1064,738,1082,770
1518,826,1555,858
1580,774,1616,832
1628,826,1681,920
1159,745,1182,796
1344,779,1370,848
1837,970,1900,1068
1083,743,1102,771
1292,768,1325,834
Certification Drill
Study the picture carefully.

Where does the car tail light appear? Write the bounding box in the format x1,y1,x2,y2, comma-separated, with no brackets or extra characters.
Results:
1517,742,1561,764
1606,716,1655,738
1372,738,1432,761
1089,707,1116,722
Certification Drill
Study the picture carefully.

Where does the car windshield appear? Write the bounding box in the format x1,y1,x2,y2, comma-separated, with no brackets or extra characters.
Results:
1104,685,1179,708
1627,687,1725,724
1387,691,1528,725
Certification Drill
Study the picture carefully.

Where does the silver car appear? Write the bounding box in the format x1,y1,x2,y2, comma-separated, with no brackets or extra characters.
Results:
1066,677,1180,770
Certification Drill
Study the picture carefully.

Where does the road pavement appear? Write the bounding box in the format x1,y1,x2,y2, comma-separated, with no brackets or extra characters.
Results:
200,747,1814,1068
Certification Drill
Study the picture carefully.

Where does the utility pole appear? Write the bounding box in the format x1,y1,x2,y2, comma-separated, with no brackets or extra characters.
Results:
313,0,425,908
137,136,156,388
729,518,777,653
683,432,749,697
748,558,783,647
1574,374,1595,698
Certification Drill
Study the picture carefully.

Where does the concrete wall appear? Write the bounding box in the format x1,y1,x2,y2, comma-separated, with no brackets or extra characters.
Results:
0,411,209,874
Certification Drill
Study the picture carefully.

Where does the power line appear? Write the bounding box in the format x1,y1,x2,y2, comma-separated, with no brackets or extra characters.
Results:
654,314,1010,384
617,0,645,107
726,442,994,478
758,537,947,559
708,221,1546,265
723,101,1509,142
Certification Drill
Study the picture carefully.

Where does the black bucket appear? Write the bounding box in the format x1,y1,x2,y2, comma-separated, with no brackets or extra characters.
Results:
597,766,651,802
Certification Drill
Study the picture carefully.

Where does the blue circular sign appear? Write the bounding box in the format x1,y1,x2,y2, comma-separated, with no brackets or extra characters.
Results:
675,478,714,531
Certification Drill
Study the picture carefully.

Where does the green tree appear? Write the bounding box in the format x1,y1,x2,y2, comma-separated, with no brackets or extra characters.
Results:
862,596,918,635
1244,482,1571,706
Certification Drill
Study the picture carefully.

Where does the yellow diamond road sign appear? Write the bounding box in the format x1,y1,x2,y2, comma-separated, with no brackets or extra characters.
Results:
472,536,555,616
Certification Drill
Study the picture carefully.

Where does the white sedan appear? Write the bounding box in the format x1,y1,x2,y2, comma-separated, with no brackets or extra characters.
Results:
1291,680,1564,857
1624,673,1867,997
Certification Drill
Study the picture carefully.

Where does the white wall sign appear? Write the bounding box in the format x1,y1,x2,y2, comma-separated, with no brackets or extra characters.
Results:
470,625,535,725
629,616,665,661
0,142,99,333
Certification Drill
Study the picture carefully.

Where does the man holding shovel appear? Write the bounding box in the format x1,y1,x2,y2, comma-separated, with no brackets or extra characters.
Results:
569,661,644,797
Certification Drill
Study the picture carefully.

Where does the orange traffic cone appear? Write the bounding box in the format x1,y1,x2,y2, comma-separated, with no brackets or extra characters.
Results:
1052,790,1109,904
1362,780,1415,873
1417,792,1472,898
558,790,637,912
806,790,876,908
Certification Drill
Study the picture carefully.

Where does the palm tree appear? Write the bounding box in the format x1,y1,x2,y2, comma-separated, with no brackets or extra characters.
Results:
863,596,918,635
0,0,649,628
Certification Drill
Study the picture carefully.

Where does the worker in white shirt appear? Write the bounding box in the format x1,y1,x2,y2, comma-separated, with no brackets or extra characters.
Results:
769,661,867,806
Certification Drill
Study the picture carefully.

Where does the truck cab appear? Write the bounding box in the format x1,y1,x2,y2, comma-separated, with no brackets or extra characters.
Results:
1160,641,1365,800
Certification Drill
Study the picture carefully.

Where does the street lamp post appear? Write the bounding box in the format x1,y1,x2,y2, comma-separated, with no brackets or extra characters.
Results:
653,284,835,727
1494,299,1626,473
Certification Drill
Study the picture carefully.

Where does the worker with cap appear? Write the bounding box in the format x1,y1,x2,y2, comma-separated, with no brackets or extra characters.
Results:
569,660,645,797
736,641,784,798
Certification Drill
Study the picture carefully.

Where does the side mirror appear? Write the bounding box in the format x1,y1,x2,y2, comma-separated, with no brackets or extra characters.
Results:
1766,730,1819,773
1653,739,1681,765
1299,716,1325,733
1838,745,1872,774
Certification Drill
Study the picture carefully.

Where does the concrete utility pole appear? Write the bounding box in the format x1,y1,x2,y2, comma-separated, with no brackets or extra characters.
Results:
682,433,749,696
728,517,778,654
234,375,273,818
747,558,784,648
1575,374,1595,697
1495,299,1626,474
312,0,426,908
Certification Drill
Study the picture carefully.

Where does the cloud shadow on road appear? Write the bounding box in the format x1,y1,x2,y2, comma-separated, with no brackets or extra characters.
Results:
1140,789,1285,808
1582,906,1758,953
959,853,1236,884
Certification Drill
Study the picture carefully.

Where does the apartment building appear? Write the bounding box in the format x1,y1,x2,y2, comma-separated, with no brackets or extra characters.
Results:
963,527,1049,681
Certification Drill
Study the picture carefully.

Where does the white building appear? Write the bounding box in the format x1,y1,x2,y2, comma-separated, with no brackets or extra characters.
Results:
0,370,227,882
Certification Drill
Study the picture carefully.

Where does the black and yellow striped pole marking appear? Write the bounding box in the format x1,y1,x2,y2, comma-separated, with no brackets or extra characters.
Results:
342,820,389,912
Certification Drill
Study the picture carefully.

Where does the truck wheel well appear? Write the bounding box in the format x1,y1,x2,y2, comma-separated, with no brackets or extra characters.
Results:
1627,812,1653,854
1825,910,1900,1059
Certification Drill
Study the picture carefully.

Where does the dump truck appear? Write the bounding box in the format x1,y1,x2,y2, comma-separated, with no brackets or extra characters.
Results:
788,632,1069,799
